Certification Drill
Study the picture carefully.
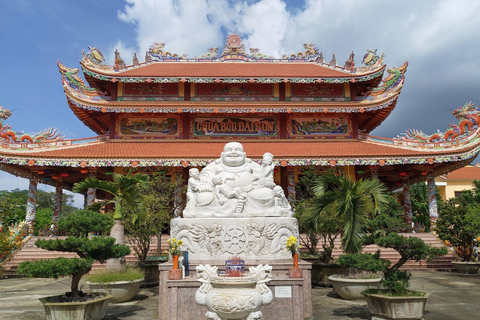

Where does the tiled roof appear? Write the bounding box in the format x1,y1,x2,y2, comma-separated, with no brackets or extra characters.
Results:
83,62,377,78
0,140,464,159
444,166,480,180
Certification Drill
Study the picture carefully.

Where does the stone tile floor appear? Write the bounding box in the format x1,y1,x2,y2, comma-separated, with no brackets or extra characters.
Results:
0,271,479,320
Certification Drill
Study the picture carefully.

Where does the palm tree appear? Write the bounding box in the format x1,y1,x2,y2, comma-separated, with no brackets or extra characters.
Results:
73,171,150,269
309,172,389,254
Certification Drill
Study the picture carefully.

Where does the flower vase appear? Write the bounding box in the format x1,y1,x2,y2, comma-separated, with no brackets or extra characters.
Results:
289,253,302,278
173,255,179,269
293,253,299,268
169,254,182,280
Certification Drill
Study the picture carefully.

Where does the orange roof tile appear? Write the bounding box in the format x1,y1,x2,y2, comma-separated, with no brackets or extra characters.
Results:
445,166,480,180
0,140,462,159
84,62,379,79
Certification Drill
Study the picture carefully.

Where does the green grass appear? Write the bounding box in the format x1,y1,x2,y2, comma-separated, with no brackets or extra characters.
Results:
85,267,144,283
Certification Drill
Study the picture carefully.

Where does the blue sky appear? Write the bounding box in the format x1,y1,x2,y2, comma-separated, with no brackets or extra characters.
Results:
1,0,480,206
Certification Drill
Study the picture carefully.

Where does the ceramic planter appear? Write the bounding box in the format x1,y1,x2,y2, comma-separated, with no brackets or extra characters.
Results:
86,278,144,303
40,294,112,320
328,275,382,300
452,261,480,274
363,292,430,320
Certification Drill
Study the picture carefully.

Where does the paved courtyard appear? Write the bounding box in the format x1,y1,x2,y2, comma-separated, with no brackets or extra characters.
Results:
0,271,479,320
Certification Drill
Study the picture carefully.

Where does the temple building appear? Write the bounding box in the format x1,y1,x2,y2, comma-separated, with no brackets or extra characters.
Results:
1,34,479,233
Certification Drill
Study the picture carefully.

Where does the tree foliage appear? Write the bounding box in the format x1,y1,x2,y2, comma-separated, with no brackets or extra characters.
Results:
308,172,389,254
437,181,480,261
295,168,342,261
72,171,150,221
0,189,77,228
125,173,185,263
17,210,130,297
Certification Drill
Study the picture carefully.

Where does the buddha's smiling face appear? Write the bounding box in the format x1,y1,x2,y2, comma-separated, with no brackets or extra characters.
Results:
221,142,246,167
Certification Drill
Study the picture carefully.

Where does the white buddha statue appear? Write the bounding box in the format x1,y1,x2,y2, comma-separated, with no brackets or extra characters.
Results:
183,142,292,218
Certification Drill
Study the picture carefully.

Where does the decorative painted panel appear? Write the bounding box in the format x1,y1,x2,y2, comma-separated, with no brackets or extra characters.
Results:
193,116,277,138
194,83,275,101
123,83,178,96
118,116,181,138
288,116,350,138
291,83,344,100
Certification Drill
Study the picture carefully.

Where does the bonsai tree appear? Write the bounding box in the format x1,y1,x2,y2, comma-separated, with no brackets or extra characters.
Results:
338,212,448,295
73,171,150,269
308,172,389,254
436,184,480,262
17,210,130,298
124,173,185,263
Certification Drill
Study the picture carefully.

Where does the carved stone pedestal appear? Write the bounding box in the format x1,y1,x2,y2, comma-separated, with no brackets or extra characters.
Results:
171,217,298,261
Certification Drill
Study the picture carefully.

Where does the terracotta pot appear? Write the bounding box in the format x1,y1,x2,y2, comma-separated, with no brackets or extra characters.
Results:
173,255,179,269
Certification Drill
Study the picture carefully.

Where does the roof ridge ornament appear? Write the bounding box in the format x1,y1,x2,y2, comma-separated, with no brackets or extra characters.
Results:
147,42,188,62
0,106,63,144
282,43,321,61
401,102,479,144
82,46,107,65
58,61,104,97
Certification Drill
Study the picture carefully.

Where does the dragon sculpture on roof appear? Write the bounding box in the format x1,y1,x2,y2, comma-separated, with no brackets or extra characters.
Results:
58,61,104,97
403,102,480,143
148,42,188,61
0,106,62,143
372,61,408,96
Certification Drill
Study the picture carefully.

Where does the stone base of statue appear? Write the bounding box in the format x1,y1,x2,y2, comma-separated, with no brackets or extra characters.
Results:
158,259,312,320
171,217,298,261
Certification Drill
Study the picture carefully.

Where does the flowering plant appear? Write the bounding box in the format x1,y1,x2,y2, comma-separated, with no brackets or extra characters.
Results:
168,238,183,256
285,235,300,256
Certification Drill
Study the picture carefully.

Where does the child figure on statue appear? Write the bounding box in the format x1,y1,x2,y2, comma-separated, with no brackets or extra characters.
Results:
256,152,275,188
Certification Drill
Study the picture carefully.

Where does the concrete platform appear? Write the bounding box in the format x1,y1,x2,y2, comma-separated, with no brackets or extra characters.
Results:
0,271,479,320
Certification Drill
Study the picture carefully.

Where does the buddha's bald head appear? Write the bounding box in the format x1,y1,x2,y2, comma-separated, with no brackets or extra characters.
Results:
221,142,246,167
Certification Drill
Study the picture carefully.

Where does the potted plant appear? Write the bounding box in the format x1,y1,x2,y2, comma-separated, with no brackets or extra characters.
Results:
436,185,480,274
340,213,448,319
85,267,144,303
17,209,130,320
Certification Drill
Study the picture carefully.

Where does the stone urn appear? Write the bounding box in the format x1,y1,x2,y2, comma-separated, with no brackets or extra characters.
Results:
195,264,273,320
363,292,430,320
328,275,382,300
40,294,112,320
86,278,144,303
452,261,480,274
